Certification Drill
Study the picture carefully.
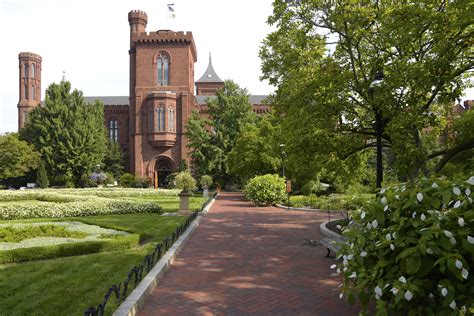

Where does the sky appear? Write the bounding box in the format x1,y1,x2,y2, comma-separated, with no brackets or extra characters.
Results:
0,0,275,133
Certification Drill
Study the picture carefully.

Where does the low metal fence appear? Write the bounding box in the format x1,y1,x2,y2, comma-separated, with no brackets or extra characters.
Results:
83,211,199,316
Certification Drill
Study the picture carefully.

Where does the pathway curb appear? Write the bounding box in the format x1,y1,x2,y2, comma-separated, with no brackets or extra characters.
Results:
113,194,217,316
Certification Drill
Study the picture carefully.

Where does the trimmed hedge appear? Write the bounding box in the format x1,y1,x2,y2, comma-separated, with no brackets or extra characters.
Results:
244,174,286,206
287,194,374,210
0,233,139,264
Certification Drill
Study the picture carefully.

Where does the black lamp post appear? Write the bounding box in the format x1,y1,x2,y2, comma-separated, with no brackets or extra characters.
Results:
279,144,286,179
369,71,384,189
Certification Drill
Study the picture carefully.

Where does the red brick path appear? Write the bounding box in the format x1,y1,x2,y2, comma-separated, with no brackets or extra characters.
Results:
138,192,362,315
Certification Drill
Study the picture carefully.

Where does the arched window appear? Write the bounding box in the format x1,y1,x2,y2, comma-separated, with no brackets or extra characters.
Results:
24,63,28,78
155,107,165,131
168,108,175,132
24,84,28,99
31,64,35,78
109,119,118,142
31,85,36,100
157,53,170,86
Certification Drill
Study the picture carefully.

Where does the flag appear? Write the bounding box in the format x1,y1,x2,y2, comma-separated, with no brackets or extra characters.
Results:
167,3,176,18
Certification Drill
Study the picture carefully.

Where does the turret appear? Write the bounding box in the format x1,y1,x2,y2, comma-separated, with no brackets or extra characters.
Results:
196,53,224,96
18,52,42,129
128,10,148,35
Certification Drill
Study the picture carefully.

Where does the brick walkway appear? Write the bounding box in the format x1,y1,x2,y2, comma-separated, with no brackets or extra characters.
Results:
138,192,362,315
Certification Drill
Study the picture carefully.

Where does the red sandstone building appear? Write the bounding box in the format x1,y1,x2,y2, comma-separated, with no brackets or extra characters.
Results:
17,10,270,187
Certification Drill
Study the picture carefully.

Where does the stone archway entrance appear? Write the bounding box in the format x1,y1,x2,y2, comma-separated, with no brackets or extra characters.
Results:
154,158,173,188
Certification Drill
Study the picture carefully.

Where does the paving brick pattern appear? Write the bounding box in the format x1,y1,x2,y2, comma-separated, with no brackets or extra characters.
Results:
138,192,362,315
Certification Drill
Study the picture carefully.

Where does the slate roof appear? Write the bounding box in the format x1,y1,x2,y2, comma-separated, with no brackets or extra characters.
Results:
84,96,129,105
196,95,269,105
196,53,223,83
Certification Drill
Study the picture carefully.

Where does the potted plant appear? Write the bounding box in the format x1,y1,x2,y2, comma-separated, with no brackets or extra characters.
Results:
200,175,213,198
175,171,197,215
90,166,107,188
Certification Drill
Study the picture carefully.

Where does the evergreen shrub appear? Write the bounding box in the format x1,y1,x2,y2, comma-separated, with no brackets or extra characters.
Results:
336,177,474,314
244,174,286,206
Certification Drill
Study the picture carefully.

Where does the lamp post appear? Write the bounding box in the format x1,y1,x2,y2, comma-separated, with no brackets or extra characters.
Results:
279,144,286,179
369,71,384,189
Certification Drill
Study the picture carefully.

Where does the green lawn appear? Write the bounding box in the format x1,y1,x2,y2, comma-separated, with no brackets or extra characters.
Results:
0,192,209,315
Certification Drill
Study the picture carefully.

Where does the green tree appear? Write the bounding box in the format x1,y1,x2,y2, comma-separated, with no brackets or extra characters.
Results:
36,160,49,188
260,0,474,184
228,115,282,181
0,133,39,180
20,81,106,187
186,80,256,184
102,142,124,179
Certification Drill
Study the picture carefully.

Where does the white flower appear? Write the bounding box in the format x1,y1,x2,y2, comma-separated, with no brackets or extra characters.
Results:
380,188,386,194
337,268,341,273
347,254,353,260
367,223,372,230
449,300,457,310
468,236,474,244
444,230,453,238
453,200,461,208
455,260,463,269
466,188,471,196
375,286,383,296
399,276,407,283
467,176,474,185
390,243,395,251
395,195,400,200
360,251,367,257
453,187,461,196
441,288,448,297
429,293,434,299
450,237,457,245
339,293,344,299
462,268,469,279
361,211,366,219
372,219,379,229
404,290,413,301
386,233,391,241
412,211,417,218
426,248,433,255
416,192,423,202
392,232,397,239
391,287,399,295
336,225,342,230
349,272,357,279
381,197,387,204
431,182,439,189
401,186,406,192
330,264,337,269
384,205,389,212
458,217,465,227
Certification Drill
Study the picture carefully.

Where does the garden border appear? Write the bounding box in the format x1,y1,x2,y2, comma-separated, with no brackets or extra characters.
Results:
112,193,218,316
275,203,341,213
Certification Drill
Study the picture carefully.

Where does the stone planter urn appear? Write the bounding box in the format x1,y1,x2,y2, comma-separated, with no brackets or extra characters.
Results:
178,191,192,215
203,186,209,199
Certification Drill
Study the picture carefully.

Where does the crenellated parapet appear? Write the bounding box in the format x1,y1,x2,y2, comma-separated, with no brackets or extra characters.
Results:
134,30,197,62
104,104,129,115
128,10,148,26
19,52,42,62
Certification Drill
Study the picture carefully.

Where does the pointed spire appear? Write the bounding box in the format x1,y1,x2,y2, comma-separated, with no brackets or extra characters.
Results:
197,52,223,83
61,70,66,82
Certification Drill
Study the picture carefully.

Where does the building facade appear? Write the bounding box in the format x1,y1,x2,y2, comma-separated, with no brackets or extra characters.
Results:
17,10,270,187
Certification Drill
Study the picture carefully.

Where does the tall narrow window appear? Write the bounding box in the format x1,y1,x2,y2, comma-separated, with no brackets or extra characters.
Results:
168,108,175,132
157,53,170,86
31,85,36,100
149,111,154,132
109,119,118,143
24,84,28,99
156,107,165,131
31,64,35,78
24,63,28,78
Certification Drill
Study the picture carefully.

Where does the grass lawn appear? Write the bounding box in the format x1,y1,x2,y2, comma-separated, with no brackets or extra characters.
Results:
0,192,209,315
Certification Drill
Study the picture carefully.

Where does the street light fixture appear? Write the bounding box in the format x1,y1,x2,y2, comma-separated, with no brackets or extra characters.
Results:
369,71,384,189
279,143,286,178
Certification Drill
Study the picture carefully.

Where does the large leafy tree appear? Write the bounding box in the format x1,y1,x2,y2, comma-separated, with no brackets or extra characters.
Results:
260,0,473,183
186,80,256,184
228,115,282,181
20,81,106,186
0,133,39,180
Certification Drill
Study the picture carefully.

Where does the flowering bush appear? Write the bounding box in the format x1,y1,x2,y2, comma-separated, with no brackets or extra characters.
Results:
244,174,286,206
336,177,474,314
90,171,107,185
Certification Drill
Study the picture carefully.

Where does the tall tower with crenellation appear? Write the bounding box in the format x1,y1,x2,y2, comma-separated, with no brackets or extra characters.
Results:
18,52,42,129
127,10,197,185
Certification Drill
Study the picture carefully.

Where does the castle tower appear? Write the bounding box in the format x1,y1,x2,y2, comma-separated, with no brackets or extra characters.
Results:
196,53,224,96
18,52,42,129
127,10,197,186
